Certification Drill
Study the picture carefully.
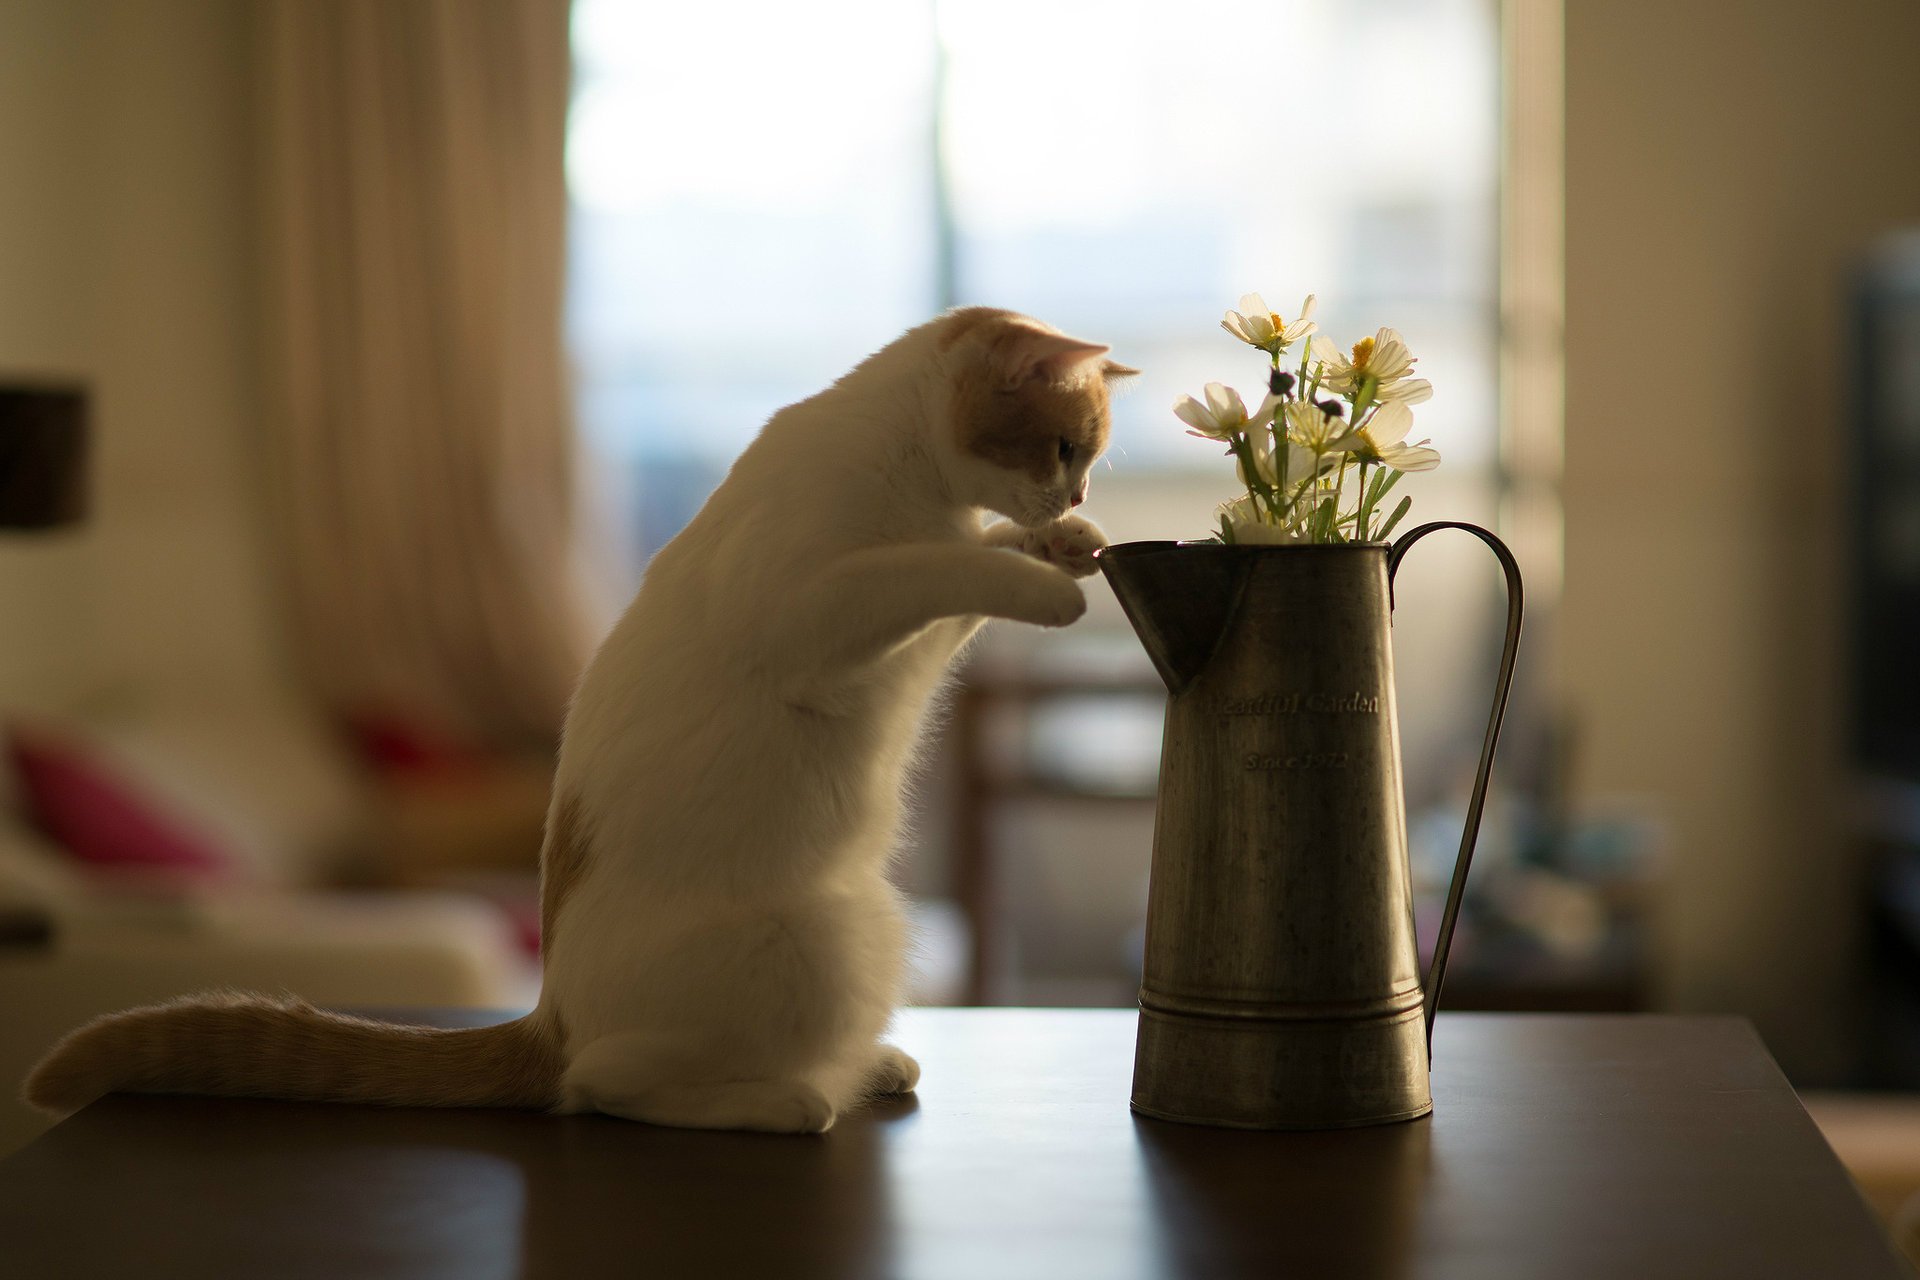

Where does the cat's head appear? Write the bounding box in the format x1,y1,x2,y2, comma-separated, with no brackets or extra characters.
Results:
933,308,1137,528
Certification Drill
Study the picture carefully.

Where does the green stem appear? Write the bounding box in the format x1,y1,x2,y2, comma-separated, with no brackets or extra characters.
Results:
1287,463,1323,529
1269,355,1288,500
1228,432,1288,533
1309,447,1329,541
1331,455,1351,542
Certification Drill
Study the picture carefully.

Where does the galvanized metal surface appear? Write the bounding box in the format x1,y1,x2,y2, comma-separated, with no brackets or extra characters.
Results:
1097,525,1523,1129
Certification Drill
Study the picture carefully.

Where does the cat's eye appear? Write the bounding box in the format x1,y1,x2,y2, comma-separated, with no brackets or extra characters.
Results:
1058,438,1076,465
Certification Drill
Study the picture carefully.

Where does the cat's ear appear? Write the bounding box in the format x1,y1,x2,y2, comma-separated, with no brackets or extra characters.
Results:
999,330,1112,390
1102,359,1141,380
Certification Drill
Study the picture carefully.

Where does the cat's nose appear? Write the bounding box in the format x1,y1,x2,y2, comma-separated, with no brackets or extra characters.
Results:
1070,485,1087,507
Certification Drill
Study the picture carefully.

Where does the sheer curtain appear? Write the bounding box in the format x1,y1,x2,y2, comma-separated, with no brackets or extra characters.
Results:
256,0,589,750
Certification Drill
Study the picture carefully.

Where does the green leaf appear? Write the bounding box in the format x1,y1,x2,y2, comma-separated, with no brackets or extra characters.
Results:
1314,495,1339,543
1363,467,1388,507
1376,496,1414,540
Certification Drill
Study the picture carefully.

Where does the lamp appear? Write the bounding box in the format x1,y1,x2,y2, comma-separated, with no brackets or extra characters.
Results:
0,384,88,530
0,382,87,949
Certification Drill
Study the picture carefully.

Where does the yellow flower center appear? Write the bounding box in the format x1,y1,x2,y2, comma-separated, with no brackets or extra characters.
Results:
1268,313,1284,331
1350,336,1376,371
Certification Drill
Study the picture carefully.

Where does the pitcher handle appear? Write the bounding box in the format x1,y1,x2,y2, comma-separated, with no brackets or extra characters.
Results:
1386,521,1525,1055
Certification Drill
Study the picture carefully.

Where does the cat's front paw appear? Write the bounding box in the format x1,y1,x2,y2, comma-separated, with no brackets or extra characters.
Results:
1024,514,1109,579
1006,566,1088,628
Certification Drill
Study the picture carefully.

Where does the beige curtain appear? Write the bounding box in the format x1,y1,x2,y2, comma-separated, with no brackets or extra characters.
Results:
257,0,589,751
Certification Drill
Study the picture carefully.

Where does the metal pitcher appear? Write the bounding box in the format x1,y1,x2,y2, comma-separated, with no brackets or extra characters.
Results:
1095,523,1524,1129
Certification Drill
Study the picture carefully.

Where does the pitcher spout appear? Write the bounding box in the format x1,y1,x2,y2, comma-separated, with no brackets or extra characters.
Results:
1094,542,1246,694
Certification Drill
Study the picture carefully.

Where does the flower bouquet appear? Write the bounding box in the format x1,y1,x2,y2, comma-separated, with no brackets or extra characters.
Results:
1174,294,1441,545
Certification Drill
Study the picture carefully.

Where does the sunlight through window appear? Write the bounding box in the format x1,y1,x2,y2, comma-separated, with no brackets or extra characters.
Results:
568,0,1499,550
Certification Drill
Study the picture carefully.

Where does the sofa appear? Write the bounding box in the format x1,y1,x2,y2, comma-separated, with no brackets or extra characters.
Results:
0,694,538,1156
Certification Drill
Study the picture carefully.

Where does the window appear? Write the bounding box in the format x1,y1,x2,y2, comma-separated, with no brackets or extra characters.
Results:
566,1,1611,1007
568,0,1500,545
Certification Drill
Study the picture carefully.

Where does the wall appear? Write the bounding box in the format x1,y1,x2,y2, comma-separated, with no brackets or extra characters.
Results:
1564,0,1920,1079
0,0,286,714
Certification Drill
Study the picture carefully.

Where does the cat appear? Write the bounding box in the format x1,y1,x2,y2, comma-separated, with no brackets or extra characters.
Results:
24,307,1134,1134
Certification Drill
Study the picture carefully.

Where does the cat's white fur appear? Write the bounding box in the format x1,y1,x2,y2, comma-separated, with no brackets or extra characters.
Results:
545,309,1121,1130
24,307,1129,1134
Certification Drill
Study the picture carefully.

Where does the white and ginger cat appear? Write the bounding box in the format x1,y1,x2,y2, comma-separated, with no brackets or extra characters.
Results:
24,307,1133,1134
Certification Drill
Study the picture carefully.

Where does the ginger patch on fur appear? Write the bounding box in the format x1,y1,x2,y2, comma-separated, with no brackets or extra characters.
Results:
942,311,1116,483
24,994,563,1116
953,370,1112,483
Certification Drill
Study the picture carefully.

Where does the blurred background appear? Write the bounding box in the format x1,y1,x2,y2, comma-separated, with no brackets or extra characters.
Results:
1,0,1918,1234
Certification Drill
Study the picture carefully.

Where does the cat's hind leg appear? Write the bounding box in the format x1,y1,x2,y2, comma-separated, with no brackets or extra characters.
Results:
865,1044,920,1097
562,1032,837,1134
556,892,907,1133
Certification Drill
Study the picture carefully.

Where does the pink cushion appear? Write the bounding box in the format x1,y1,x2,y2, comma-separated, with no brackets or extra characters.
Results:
8,724,233,879
343,711,491,781
493,888,543,960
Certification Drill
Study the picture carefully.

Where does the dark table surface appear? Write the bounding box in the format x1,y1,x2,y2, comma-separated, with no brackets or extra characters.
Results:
0,1010,1907,1279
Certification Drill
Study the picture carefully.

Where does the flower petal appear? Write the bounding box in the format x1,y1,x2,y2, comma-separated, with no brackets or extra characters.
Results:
1368,328,1415,381
1230,515,1295,545
1173,395,1215,433
1385,443,1441,472
1297,443,1341,476
1364,401,1414,447
1315,343,1352,389
1378,377,1432,405
1203,381,1247,423
1281,400,1321,442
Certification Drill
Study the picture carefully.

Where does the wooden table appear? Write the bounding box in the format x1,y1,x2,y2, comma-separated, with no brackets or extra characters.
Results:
0,1011,1906,1279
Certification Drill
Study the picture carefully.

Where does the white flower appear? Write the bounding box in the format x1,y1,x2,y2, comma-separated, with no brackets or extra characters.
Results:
1317,327,1419,399
1174,382,1274,441
1221,293,1317,355
1282,399,1361,455
1219,494,1296,544
1353,402,1442,472
1235,418,1340,492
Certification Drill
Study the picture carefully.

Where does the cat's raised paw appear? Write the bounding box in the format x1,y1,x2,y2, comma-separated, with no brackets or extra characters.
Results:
1024,514,1109,579
1007,569,1087,628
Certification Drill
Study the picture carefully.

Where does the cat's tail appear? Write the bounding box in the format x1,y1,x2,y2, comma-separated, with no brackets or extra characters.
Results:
22,992,563,1117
